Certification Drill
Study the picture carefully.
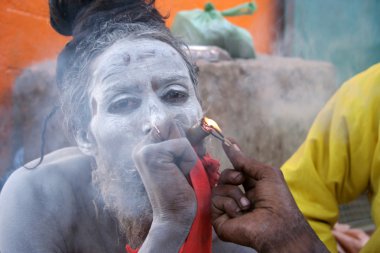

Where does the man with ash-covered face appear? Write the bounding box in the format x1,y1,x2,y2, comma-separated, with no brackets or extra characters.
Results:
0,1,329,253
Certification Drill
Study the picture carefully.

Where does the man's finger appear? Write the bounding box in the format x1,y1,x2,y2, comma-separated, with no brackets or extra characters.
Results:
223,138,270,181
333,230,360,253
222,138,247,172
218,169,245,185
134,138,197,177
167,120,186,140
212,215,256,249
212,195,242,218
334,223,351,232
344,229,370,244
213,184,250,210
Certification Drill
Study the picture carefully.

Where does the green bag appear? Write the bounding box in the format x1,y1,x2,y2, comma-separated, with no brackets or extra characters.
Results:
171,2,257,59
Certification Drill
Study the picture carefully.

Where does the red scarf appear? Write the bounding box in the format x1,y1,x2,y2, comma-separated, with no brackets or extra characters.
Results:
126,154,220,253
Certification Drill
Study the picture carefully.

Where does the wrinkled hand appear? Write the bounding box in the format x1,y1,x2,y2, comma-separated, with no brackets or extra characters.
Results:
133,120,198,224
212,139,328,253
333,223,370,253
132,120,198,252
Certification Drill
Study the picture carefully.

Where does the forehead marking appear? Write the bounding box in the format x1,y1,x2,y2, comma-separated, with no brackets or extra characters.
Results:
122,53,131,65
135,49,156,61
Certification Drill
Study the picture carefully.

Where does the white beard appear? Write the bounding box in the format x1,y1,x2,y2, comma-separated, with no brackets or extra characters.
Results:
92,158,153,248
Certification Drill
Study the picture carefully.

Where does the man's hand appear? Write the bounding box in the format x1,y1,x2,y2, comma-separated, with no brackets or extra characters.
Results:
133,119,198,252
333,223,370,253
212,139,329,253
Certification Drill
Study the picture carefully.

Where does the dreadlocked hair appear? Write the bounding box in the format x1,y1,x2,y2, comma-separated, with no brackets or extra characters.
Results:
49,0,199,141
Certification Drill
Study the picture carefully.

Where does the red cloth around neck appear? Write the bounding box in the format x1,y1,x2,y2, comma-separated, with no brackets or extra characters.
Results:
125,154,220,253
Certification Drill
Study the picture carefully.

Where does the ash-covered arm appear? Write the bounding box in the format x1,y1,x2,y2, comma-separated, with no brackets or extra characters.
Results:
0,167,70,253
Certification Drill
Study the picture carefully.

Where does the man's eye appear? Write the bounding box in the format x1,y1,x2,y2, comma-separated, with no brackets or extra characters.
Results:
108,97,141,114
162,90,189,104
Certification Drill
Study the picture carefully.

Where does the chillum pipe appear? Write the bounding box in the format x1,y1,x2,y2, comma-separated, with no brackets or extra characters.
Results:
186,121,210,146
186,118,232,147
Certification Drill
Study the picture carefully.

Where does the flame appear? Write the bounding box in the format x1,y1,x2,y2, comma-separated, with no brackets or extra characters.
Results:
202,117,222,133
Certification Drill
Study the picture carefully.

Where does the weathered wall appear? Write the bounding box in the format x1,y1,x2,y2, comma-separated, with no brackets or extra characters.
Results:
198,56,336,168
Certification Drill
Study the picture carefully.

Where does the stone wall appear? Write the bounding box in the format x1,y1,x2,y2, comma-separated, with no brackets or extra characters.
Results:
198,56,336,169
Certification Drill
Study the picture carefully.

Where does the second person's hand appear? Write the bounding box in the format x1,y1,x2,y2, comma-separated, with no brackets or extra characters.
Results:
212,139,329,253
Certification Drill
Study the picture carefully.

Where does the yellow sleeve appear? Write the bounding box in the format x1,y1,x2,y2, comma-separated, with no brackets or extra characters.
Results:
281,63,380,253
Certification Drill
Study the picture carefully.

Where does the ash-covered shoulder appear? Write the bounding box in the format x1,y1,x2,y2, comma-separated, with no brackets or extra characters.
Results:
0,147,94,215
0,148,95,251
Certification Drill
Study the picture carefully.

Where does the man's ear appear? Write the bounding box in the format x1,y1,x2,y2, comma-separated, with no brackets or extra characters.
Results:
75,129,97,156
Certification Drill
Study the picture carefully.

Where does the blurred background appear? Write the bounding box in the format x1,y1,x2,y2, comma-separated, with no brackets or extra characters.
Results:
0,0,379,231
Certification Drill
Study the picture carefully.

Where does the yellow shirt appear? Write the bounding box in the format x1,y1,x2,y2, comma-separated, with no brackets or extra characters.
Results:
281,63,380,253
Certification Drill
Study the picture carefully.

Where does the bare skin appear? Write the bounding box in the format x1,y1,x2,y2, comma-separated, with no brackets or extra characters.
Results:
333,223,370,253
0,39,253,253
0,148,126,252
212,139,329,253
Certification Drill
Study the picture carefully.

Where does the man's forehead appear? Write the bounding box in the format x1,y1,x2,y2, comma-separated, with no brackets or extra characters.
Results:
92,38,185,78
91,38,190,90
101,38,179,62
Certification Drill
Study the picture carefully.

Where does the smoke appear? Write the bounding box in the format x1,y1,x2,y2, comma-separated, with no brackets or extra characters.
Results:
9,60,71,170
197,56,337,169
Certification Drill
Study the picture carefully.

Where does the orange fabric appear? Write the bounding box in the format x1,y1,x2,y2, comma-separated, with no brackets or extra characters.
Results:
125,154,220,253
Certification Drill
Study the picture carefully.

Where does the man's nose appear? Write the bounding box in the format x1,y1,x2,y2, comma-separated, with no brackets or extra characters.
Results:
141,104,170,135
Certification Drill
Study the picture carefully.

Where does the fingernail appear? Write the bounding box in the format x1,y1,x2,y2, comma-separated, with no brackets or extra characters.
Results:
240,196,250,208
232,144,240,152
224,139,232,147
232,171,243,182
